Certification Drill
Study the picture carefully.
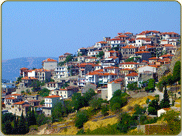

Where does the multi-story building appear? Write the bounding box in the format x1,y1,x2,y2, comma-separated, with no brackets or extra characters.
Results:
125,72,138,88
42,58,58,70
121,45,138,59
43,95,61,116
54,65,69,78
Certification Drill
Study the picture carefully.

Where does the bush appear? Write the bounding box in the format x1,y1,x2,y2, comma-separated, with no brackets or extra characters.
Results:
76,129,85,135
75,110,89,128
29,125,38,131
101,105,109,116
148,107,157,115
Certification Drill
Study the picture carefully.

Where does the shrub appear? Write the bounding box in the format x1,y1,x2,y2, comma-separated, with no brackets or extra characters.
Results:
29,125,38,131
76,129,85,135
101,105,109,116
75,110,89,128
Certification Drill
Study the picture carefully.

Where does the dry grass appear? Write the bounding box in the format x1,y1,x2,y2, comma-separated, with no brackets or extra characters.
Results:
175,98,181,107
84,116,119,131
122,95,155,112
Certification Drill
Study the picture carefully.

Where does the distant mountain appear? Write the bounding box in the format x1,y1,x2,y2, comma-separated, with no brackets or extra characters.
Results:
2,57,58,81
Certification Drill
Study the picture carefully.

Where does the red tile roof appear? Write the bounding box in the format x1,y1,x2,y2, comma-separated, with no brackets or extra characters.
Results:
126,72,138,77
6,97,16,100
149,57,159,60
97,41,107,44
120,62,138,65
64,52,72,55
45,95,61,98
163,44,174,47
22,77,38,80
121,68,135,71
124,32,132,34
160,54,174,58
122,45,137,49
43,58,57,62
11,94,21,96
135,51,150,54
20,67,28,70
104,66,119,69
118,35,128,38
14,101,25,105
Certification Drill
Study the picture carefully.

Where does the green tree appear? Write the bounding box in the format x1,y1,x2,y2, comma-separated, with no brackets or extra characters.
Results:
101,105,109,116
18,112,29,134
83,88,96,106
4,120,13,134
30,80,41,91
96,51,104,59
13,116,18,134
117,112,132,133
164,110,181,134
75,110,89,128
147,78,155,92
89,98,102,110
127,82,138,90
38,88,50,97
40,100,44,105
52,101,64,122
72,93,85,111
173,61,181,82
65,55,73,62
160,88,170,108
148,99,160,115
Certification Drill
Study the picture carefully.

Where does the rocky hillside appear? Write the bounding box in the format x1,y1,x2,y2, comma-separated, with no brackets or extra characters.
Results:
157,47,181,80
2,57,57,81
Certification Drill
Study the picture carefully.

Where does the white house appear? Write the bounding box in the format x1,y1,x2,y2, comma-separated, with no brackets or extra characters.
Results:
107,80,121,101
42,58,58,71
43,95,61,116
119,62,138,70
125,72,138,87
138,66,157,73
54,66,69,78
94,41,108,49
157,108,170,117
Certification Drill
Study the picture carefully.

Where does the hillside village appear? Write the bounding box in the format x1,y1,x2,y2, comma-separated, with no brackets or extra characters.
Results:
2,30,181,135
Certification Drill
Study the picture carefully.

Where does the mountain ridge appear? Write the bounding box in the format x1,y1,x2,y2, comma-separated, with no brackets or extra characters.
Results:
2,57,58,81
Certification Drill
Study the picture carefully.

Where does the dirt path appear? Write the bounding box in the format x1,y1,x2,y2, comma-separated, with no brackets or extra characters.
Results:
37,126,46,135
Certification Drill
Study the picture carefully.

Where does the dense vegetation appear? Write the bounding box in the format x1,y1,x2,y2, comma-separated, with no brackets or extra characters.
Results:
2,108,50,134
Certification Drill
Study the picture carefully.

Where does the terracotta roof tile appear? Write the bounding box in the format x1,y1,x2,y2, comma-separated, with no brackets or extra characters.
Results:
126,72,138,77
43,58,57,62
122,45,137,49
135,51,150,54
45,95,61,98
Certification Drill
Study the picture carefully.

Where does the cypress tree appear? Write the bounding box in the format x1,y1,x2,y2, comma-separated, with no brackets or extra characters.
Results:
18,111,29,134
13,115,18,134
31,108,36,125
160,88,170,108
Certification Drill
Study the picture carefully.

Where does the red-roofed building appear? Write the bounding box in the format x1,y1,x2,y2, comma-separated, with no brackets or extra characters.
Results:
125,72,139,87
42,58,58,70
77,47,88,56
121,45,138,59
134,51,151,62
20,67,29,77
105,50,119,58
119,62,138,70
85,70,117,85
160,32,179,40
161,44,177,55
94,41,108,49
43,95,62,116
135,37,152,47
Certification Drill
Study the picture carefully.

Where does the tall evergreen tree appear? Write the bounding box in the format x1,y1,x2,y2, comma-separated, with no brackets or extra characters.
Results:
160,88,170,108
4,120,13,134
31,108,36,125
18,111,29,134
13,115,18,134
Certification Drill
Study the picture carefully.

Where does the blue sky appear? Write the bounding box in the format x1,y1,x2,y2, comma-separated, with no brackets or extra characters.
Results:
2,2,180,60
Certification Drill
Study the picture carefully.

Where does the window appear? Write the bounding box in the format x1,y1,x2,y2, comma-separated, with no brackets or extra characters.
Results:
64,95,66,97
